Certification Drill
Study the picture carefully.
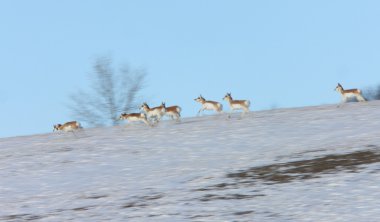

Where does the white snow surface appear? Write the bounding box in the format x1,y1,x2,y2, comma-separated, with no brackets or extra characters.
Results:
1,101,380,221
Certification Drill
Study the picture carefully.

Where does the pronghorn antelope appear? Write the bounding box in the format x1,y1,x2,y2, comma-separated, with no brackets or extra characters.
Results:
162,102,182,121
140,102,166,122
223,93,250,116
194,95,223,116
335,83,366,106
53,121,82,132
119,112,151,126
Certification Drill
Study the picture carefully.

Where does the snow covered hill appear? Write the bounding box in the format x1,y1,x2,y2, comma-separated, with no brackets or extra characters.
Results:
1,101,380,221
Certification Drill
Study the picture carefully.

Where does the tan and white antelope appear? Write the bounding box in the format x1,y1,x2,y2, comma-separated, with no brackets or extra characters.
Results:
223,93,250,117
140,102,166,122
162,102,182,122
119,112,151,126
194,95,223,116
335,83,366,106
53,121,82,132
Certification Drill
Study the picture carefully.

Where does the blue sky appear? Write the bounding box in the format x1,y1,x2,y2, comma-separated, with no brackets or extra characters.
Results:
1,0,380,138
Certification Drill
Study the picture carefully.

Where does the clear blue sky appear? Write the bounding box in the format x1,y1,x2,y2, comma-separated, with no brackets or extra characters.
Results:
1,0,380,138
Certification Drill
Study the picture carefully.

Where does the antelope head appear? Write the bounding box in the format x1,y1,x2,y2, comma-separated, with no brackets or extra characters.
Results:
140,102,149,111
223,93,232,101
335,83,343,92
194,95,205,103
53,124,62,132
119,113,127,120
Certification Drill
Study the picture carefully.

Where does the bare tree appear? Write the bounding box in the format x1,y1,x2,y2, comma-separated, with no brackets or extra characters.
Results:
68,57,146,127
363,84,380,101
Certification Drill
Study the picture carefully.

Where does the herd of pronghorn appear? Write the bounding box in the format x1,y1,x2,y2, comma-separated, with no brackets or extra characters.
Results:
53,83,367,133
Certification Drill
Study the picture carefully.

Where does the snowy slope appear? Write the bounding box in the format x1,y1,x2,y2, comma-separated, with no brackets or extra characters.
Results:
1,101,380,221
